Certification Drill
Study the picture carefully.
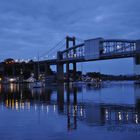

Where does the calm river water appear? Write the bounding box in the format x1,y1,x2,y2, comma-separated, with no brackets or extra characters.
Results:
0,81,140,140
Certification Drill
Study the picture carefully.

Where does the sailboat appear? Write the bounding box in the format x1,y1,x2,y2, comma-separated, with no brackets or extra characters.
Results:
32,53,44,88
32,80,43,88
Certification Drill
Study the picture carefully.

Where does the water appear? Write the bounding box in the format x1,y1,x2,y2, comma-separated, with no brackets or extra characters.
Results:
0,81,140,140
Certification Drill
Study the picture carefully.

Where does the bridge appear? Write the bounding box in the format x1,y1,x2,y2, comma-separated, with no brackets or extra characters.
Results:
41,36,140,81
0,36,140,82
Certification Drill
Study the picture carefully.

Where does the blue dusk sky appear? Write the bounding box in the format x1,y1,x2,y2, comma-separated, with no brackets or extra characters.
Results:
0,0,140,74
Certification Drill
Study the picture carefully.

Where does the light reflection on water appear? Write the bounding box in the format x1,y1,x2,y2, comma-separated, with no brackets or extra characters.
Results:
0,82,140,140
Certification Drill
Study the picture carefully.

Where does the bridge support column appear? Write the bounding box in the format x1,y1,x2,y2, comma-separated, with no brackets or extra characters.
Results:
66,63,70,82
73,62,77,81
134,40,140,75
57,63,64,82
134,54,140,75
45,63,55,83
45,63,51,76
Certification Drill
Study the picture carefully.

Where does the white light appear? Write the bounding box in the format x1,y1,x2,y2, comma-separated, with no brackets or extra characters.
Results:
47,105,49,113
118,112,122,121
80,108,83,116
35,104,37,111
126,113,129,120
54,105,56,112
117,45,121,49
9,78,16,82
135,114,138,124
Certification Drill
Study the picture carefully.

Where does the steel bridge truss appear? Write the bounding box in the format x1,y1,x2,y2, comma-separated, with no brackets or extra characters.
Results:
101,40,136,55
60,39,137,61
61,43,85,59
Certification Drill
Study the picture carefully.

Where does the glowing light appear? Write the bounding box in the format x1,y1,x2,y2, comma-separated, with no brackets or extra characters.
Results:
117,45,121,50
126,113,129,120
80,108,83,116
6,99,9,107
105,109,109,120
9,78,16,82
12,99,14,109
35,104,37,111
46,105,49,113
135,114,138,124
20,102,24,110
15,100,19,110
54,104,56,112
27,102,30,110
118,112,122,121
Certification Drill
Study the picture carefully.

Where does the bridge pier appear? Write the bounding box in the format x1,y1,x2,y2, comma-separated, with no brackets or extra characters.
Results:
66,63,70,82
44,63,56,83
45,63,51,76
56,51,64,82
134,54,140,75
73,62,77,81
57,63,64,82
66,62,77,82
134,40,140,75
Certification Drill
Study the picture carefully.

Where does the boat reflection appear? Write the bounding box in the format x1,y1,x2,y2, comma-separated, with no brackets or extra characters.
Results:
0,82,140,131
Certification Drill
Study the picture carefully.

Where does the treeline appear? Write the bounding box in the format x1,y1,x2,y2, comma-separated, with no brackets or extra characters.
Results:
86,72,140,81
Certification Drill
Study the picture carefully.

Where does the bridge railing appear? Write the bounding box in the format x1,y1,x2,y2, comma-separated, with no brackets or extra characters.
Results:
101,40,136,55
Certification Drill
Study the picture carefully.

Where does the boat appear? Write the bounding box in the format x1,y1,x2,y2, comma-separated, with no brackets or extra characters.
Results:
32,52,44,88
87,78,103,88
32,80,44,88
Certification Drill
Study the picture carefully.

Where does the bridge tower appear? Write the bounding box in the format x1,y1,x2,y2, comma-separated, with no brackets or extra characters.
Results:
134,40,140,75
57,36,76,82
66,36,76,81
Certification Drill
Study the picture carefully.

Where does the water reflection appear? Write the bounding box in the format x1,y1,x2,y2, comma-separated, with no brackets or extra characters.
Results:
0,82,140,132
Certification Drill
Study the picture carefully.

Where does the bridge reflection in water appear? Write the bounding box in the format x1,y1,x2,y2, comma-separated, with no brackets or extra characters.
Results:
0,83,140,131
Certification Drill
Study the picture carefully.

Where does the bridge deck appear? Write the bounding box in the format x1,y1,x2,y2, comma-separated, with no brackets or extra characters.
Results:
38,50,140,65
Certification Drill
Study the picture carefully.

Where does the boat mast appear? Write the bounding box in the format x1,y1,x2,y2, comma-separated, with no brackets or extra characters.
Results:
37,51,40,81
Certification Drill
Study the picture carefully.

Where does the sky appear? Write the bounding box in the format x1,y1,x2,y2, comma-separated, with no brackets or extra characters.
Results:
0,0,140,74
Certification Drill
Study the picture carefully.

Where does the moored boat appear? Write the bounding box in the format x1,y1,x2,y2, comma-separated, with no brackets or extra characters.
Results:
32,80,44,88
